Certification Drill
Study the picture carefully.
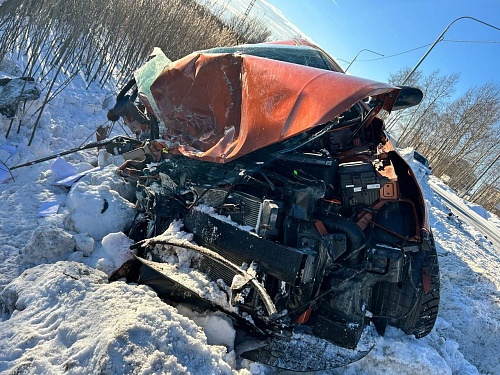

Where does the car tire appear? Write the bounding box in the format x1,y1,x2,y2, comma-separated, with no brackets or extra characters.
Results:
371,239,440,338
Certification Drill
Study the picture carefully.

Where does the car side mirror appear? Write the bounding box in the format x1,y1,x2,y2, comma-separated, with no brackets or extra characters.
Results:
392,86,423,110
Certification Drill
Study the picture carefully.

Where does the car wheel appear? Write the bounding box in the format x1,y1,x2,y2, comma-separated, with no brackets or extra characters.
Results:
371,239,440,338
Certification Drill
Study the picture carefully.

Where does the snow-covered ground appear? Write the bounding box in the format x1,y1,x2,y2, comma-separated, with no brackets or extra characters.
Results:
1,53,499,375
428,178,500,248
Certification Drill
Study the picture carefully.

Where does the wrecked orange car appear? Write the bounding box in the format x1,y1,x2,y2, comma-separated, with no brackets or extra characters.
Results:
111,40,439,371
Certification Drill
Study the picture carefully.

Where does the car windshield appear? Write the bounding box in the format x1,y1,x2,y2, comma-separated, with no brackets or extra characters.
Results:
201,44,336,71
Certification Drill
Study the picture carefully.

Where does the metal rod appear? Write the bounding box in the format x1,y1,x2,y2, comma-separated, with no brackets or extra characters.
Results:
402,16,500,85
345,49,384,72
9,136,140,170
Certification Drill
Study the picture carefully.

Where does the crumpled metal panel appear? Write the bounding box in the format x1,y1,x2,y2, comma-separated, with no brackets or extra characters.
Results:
150,52,400,163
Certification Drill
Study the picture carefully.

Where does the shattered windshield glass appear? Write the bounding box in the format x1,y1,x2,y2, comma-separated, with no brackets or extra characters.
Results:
134,47,173,134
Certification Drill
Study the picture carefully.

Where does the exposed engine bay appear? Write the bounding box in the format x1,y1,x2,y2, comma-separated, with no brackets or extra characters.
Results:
111,42,440,371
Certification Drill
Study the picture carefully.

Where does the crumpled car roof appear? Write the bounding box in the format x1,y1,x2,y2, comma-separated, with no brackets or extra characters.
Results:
147,51,400,163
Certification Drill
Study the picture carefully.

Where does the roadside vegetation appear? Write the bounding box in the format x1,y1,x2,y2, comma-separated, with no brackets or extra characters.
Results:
385,69,500,215
0,0,497,213
0,0,270,143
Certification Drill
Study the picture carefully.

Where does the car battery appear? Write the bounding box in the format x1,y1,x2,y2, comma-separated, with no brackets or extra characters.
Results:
339,161,389,212
277,152,339,186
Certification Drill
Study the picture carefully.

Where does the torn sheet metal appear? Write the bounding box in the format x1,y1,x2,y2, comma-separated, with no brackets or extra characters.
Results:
148,52,400,163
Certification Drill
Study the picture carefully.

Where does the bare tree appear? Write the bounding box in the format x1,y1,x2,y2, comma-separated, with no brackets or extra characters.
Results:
226,14,272,44
428,83,500,180
0,0,272,143
384,68,500,203
385,68,459,150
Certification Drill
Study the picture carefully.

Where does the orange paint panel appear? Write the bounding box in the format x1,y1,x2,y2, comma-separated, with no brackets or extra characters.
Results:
151,53,400,163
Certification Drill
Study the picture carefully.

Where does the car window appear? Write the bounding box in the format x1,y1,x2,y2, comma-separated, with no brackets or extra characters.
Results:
201,45,335,71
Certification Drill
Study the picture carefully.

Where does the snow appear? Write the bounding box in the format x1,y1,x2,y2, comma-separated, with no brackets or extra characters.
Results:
64,166,137,241
1,52,499,375
0,262,234,374
431,176,500,232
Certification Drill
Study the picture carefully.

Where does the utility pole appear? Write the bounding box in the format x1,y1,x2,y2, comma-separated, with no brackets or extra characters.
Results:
236,0,257,32
402,16,500,85
243,0,257,18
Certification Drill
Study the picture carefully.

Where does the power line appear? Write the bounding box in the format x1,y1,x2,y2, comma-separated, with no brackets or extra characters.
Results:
340,39,500,64
442,39,500,44
337,43,432,67
359,43,432,61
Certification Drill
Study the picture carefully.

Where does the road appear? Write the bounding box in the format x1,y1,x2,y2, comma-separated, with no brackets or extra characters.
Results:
429,180,500,251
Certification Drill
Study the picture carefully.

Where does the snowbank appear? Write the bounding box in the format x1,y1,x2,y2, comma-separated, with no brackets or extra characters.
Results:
64,167,136,241
0,262,237,374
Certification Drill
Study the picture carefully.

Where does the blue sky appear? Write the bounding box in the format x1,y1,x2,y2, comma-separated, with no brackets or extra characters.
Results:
241,0,500,95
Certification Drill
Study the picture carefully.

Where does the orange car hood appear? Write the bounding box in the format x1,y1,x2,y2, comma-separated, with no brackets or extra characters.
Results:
149,52,400,163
